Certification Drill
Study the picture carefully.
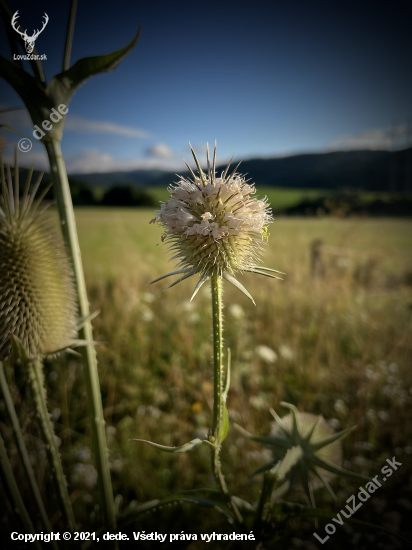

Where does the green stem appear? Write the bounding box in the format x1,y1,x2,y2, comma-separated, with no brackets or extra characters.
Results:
210,274,243,525
0,433,42,550
0,362,58,550
44,138,116,531
27,357,76,532
211,274,223,438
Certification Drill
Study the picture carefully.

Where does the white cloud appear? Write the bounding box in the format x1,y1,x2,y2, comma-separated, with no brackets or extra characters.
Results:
64,149,186,174
0,104,150,138
329,124,410,151
64,115,150,138
0,141,48,170
145,143,174,158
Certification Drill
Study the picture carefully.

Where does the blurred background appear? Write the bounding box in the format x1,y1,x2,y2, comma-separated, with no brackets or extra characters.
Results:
1,0,412,548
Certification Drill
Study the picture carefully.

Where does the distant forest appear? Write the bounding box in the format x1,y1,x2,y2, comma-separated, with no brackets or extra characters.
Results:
68,147,412,193
16,147,412,214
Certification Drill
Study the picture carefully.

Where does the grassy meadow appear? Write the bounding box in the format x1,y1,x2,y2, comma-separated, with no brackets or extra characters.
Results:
3,208,412,547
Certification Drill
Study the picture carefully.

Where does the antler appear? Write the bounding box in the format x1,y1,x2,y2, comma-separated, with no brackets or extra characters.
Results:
30,13,49,42
11,11,28,40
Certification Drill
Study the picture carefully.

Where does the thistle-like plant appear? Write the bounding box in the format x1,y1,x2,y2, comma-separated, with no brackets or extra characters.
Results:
0,154,77,359
235,402,370,523
0,152,78,531
0,0,142,531
133,144,282,525
151,143,282,303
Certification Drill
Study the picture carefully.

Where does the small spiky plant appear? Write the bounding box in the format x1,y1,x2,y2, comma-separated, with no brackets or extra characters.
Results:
0,156,77,359
151,143,281,303
237,402,370,509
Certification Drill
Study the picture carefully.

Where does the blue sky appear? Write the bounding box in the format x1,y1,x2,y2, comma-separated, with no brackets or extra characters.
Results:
1,0,411,173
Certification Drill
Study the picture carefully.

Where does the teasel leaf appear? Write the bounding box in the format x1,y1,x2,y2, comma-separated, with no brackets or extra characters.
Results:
219,404,229,442
118,489,237,528
47,26,142,106
222,348,231,402
131,437,209,453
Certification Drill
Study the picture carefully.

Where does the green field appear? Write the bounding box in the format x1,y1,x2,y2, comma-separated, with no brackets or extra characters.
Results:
7,209,412,545
145,186,330,210
144,186,410,212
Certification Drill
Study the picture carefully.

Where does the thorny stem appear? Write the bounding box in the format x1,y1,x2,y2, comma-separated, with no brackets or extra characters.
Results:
44,139,116,532
0,433,42,550
0,362,58,550
27,357,76,533
210,274,243,525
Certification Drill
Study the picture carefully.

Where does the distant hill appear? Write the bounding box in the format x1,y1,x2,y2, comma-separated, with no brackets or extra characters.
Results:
67,148,412,192
26,147,412,193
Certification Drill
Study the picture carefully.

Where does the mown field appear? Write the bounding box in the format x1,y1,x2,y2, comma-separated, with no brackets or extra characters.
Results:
3,209,412,548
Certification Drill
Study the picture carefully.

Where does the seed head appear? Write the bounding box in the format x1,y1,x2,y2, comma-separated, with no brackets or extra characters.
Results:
151,144,281,301
236,402,369,508
0,155,77,359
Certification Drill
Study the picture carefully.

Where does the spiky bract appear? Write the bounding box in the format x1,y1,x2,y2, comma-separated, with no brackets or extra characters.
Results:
237,402,368,508
0,158,77,358
152,144,275,299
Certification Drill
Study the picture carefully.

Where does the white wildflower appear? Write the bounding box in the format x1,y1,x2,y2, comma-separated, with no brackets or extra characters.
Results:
279,344,294,361
255,345,278,364
334,399,348,416
151,143,281,302
228,303,245,320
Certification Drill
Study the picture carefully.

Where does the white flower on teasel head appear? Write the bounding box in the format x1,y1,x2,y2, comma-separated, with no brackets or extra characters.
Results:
150,143,283,302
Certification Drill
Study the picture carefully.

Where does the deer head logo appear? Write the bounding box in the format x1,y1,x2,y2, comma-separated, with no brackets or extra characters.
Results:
11,11,49,54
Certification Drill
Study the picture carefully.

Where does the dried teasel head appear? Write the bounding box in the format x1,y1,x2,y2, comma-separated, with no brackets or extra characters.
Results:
0,151,77,359
151,143,282,302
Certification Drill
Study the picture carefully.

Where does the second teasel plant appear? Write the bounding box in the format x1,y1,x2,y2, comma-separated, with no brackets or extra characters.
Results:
0,152,77,532
0,157,77,360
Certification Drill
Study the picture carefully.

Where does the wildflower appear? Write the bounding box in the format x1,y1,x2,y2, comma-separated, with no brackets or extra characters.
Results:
279,344,294,361
255,345,278,364
151,143,282,302
0,158,77,358
334,399,348,416
228,303,245,320
236,403,369,508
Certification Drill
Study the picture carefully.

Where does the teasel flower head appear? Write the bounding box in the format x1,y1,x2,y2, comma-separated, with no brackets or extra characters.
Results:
151,143,282,302
0,153,77,359
236,402,369,508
